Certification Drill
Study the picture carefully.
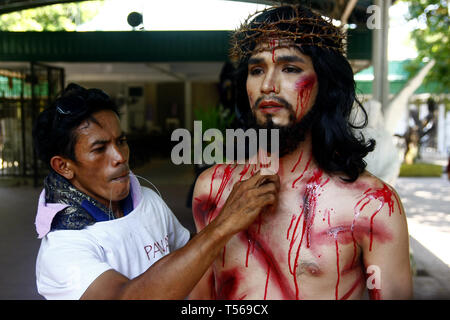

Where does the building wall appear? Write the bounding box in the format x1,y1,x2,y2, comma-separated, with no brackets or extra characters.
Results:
76,80,222,134
192,82,220,112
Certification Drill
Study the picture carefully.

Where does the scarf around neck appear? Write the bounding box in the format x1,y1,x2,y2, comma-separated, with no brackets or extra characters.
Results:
44,170,127,232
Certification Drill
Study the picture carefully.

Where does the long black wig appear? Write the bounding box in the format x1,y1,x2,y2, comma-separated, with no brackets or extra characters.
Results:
233,5,375,182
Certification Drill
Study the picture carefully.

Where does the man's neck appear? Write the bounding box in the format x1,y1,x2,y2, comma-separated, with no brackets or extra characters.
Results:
248,133,316,177
279,133,316,176
69,178,124,218
108,201,123,218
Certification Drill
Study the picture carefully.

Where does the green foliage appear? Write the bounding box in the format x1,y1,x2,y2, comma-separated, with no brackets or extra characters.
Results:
399,162,443,177
193,105,235,163
0,2,104,31
193,105,235,134
401,0,449,93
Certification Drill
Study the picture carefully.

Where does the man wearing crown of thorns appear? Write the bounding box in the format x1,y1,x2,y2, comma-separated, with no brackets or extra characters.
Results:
189,5,412,300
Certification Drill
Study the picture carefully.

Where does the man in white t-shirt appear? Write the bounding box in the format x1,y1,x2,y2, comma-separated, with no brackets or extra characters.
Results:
33,83,280,300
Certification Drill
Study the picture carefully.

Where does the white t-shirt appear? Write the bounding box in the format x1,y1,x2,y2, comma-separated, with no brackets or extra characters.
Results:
35,187,190,300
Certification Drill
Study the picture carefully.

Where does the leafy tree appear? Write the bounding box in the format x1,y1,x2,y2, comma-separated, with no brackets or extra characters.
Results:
401,97,439,163
393,0,448,164
0,1,104,31
402,0,449,93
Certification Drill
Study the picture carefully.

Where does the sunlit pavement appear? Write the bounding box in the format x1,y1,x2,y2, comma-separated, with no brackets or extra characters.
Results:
395,176,450,299
0,159,449,299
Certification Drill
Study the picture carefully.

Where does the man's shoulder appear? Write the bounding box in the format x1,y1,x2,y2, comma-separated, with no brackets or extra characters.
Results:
196,164,218,182
329,170,403,218
331,170,392,196
140,186,161,201
39,227,99,256
194,163,244,192
138,187,174,218
194,164,221,197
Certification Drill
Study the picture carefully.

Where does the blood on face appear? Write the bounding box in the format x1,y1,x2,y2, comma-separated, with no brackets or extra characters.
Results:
294,74,316,119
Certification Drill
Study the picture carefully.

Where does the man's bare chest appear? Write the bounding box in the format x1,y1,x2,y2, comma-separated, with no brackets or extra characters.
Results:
213,201,366,300
195,164,400,299
211,174,366,300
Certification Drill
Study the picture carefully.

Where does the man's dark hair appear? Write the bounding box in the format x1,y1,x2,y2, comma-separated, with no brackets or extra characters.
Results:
33,83,120,167
233,5,375,182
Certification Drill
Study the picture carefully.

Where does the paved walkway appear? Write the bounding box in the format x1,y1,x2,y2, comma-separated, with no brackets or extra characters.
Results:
0,159,448,299
394,176,450,299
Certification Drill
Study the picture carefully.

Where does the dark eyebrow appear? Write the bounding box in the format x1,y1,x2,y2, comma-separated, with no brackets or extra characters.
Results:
90,132,125,148
90,139,108,148
248,57,264,65
275,55,306,64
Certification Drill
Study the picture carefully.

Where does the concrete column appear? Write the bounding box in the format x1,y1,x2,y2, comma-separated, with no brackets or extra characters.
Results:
381,0,390,110
184,80,192,131
372,0,391,112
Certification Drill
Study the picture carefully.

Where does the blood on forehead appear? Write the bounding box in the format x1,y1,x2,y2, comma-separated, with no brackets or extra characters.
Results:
251,39,299,61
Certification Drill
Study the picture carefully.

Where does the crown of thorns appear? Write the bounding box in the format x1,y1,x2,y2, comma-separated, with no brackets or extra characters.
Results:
230,5,346,60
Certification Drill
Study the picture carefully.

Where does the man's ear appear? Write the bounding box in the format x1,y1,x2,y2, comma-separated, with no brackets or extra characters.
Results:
50,156,75,180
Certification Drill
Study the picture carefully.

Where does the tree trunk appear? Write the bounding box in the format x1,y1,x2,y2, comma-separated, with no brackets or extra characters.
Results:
384,59,435,134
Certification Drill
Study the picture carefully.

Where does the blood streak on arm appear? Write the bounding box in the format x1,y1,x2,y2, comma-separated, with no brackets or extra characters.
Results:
352,183,401,252
239,164,251,182
192,165,226,228
352,183,403,300
194,164,238,267
195,164,237,226
209,164,237,222
193,195,216,230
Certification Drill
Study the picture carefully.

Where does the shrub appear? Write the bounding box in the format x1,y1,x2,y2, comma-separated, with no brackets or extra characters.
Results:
399,162,443,177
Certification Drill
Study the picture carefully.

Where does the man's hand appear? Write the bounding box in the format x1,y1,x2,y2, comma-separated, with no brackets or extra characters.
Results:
211,171,280,237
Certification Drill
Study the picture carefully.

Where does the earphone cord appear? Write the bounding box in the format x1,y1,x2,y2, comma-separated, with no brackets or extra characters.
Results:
133,174,163,200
